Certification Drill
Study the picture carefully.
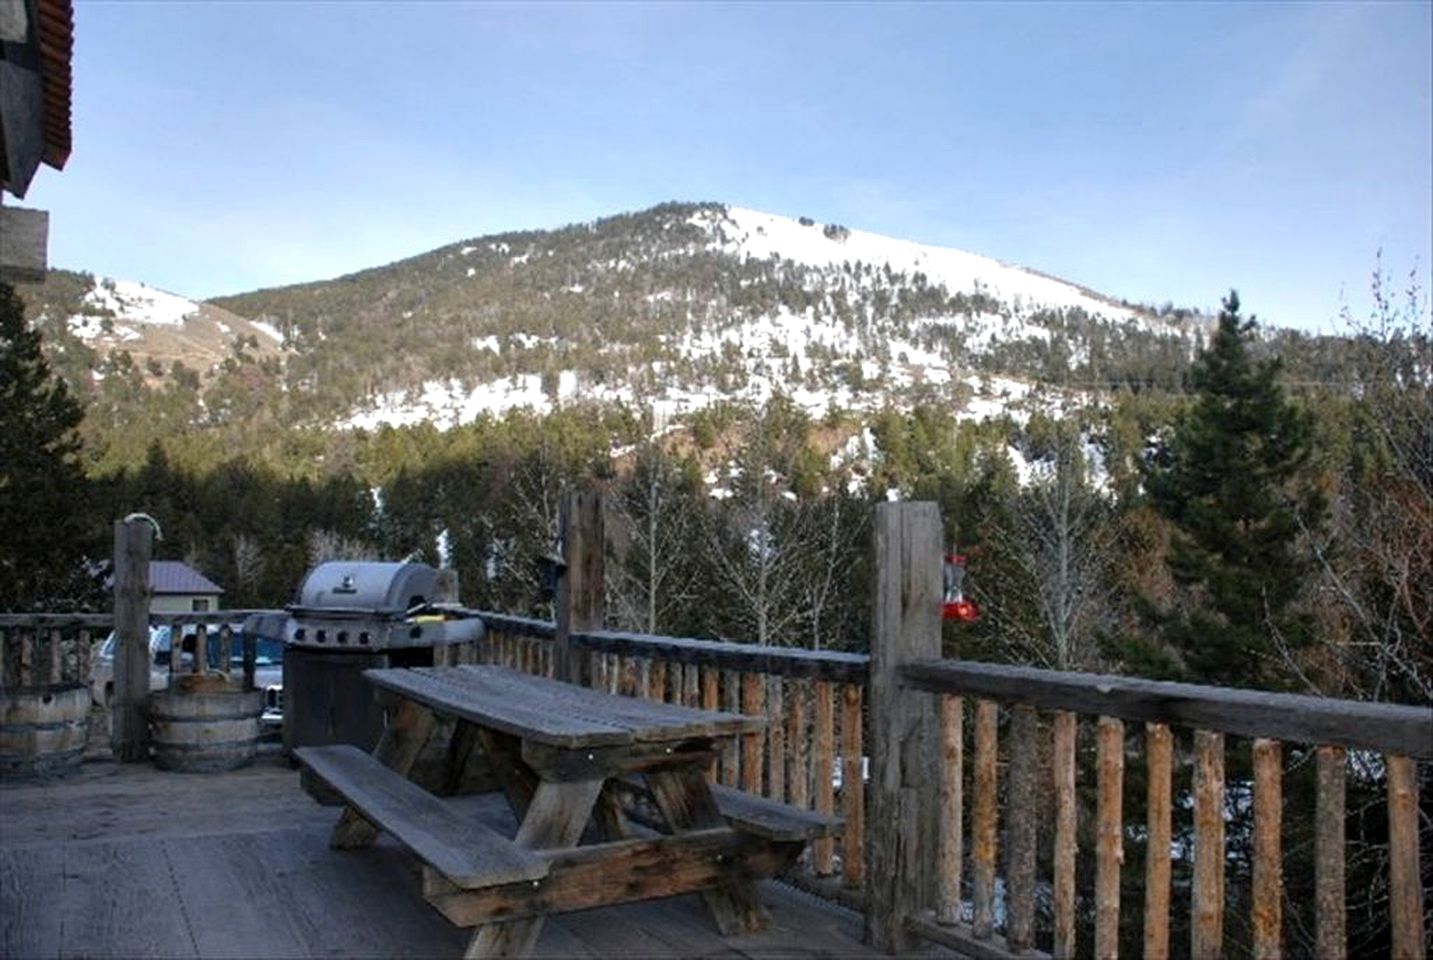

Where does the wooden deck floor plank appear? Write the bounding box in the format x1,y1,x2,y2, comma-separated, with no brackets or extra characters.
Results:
162,832,312,959
1,756,884,959
53,839,199,958
258,828,467,958
0,845,65,960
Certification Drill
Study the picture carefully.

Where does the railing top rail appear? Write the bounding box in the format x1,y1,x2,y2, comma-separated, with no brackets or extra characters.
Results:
902,658,1433,759
1,609,284,630
471,611,869,682
475,612,557,640
0,613,115,628
571,629,870,682
148,609,280,627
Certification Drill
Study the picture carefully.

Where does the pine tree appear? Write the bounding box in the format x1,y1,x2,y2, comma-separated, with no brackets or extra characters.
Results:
0,282,95,609
1141,292,1324,688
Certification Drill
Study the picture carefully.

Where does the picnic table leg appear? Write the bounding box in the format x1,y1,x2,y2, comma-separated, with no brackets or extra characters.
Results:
476,728,539,823
443,719,485,796
591,781,633,841
331,699,439,849
465,778,605,959
647,766,771,935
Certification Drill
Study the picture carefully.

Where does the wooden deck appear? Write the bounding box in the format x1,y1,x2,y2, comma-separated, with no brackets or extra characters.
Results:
0,750,912,959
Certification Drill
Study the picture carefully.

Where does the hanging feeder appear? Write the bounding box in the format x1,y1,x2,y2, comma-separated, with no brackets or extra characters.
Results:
942,551,981,623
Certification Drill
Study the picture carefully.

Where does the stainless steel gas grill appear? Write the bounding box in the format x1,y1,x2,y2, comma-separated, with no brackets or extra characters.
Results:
282,562,482,652
246,562,484,766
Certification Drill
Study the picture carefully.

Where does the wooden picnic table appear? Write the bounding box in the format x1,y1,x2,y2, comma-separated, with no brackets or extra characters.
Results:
295,665,841,959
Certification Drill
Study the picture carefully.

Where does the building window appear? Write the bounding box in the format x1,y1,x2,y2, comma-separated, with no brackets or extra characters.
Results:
192,599,210,612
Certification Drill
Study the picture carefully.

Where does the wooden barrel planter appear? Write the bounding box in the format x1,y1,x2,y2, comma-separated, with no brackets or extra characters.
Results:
0,683,91,778
149,676,264,773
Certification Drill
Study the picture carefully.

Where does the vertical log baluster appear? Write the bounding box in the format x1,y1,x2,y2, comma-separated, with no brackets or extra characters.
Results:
1388,754,1426,960
937,694,964,926
683,662,699,707
740,672,764,795
841,681,865,888
638,658,654,701
971,699,999,940
700,666,718,711
1192,730,1225,960
813,678,836,875
721,668,740,787
1144,722,1174,960
767,676,786,801
650,660,667,702
194,624,208,676
787,681,808,811
20,628,34,684
1007,704,1039,952
168,621,180,681
48,628,63,684
1094,716,1124,960
1252,738,1283,960
1315,745,1346,960
1053,710,1079,959
219,625,233,680
78,629,93,688
620,655,638,698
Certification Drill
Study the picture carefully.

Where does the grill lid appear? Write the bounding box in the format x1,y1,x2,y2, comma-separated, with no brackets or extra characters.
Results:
291,561,441,618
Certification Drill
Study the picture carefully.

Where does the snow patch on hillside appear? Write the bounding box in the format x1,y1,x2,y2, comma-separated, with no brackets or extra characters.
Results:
695,206,1144,326
250,319,284,343
77,279,198,329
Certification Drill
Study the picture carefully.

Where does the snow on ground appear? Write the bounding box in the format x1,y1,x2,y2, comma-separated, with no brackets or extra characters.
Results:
73,278,198,333
694,207,1143,324
250,319,284,343
342,369,643,430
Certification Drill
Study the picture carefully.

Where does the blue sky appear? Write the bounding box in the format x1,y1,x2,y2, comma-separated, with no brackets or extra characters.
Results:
25,1,1432,332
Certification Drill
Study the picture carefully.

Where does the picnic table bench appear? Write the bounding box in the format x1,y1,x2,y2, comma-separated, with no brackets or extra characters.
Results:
295,664,842,959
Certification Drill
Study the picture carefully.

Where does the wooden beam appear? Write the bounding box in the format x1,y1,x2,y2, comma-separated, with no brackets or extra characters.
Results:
866,501,941,952
0,60,44,198
423,828,800,927
111,518,153,762
554,490,603,685
901,659,1433,759
0,205,47,283
0,0,29,43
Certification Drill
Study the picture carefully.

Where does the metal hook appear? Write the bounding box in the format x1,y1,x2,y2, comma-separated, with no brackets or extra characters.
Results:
123,512,164,541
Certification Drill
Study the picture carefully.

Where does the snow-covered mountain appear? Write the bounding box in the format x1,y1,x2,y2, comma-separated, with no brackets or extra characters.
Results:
27,202,1212,430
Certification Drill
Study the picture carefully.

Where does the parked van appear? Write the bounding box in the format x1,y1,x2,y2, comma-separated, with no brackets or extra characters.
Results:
89,626,283,726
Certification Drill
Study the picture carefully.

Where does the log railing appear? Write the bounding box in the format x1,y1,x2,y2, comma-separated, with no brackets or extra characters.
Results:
0,613,114,688
149,610,271,691
0,610,273,692
897,659,1433,960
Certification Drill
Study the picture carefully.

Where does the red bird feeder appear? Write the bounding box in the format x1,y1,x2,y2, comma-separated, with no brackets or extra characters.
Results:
942,552,981,623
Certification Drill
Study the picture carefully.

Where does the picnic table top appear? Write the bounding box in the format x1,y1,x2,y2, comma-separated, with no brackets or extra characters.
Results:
365,665,767,750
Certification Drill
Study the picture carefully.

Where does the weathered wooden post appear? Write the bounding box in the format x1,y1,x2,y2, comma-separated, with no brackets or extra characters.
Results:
866,501,942,952
111,517,153,762
554,489,603,685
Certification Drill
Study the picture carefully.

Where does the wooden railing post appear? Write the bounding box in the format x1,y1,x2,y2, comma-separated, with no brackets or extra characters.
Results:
111,518,152,762
554,489,603,685
866,501,941,952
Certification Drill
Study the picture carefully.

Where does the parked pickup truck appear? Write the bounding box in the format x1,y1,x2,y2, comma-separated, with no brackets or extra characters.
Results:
89,626,283,727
